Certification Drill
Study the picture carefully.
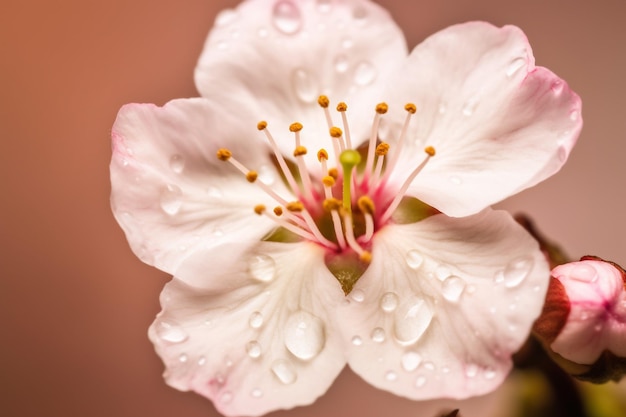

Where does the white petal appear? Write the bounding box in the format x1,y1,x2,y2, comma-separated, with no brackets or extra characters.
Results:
110,98,289,278
383,22,581,217
149,241,347,416
337,210,548,400
195,0,408,166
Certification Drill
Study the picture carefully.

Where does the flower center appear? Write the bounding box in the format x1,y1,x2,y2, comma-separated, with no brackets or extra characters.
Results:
217,96,436,294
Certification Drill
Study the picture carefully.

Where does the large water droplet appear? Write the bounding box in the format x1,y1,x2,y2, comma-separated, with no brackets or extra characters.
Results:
155,320,188,343
353,61,377,86
442,276,466,302
380,292,399,312
271,359,297,384
246,340,262,358
405,250,424,269
169,154,185,173
215,9,238,27
284,311,325,360
291,68,318,103
249,311,264,328
401,351,422,372
334,54,349,73
249,254,276,282
503,256,534,288
160,184,183,215
570,263,598,282
350,289,365,303
371,327,386,343
394,296,434,346
506,57,526,77
462,98,479,116
272,1,302,35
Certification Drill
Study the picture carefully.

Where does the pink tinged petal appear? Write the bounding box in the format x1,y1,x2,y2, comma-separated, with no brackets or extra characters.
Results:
337,210,548,400
149,242,347,417
550,260,626,364
194,0,408,166
384,22,582,217
110,98,290,278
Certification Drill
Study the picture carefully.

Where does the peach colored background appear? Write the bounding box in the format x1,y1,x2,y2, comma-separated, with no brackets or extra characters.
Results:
2,0,625,416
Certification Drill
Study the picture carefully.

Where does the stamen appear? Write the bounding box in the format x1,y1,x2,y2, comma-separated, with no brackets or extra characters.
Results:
291,122,314,199
336,102,352,149
381,146,435,223
273,206,283,216
364,102,388,179
319,153,346,249
343,212,371,264
370,142,390,188
318,95,334,132
385,103,417,180
254,204,266,215
357,196,376,242
246,171,258,182
339,150,362,215
328,168,339,180
259,206,318,242
257,122,300,195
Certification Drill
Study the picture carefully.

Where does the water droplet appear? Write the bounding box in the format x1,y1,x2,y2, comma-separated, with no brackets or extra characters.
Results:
351,335,363,346
423,361,435,371
271,359,297,384
291,68,318,103
551,80,564,95
380,292,399,312
249,254,276,282
448,175,462,185
401,351,422,372
385,370,398,381
462,97,479,116
484,367,497,379
442,366,450,374
160,184,183,215
249,311,264,328
442,276,466,303
316,0,332,13
251,388,263,398
284,311,325,360
155,320,188,343
394,297,433,346
415,375,427,388
179,353,188,363
503,256,534,288
246,340,262,358
493,270,504,284
220,391,233,404
350,289,365,302
341,37,354,49
257,164,275,185
435,265,451,281
272,1,302,35
168,154,184,173
570,263,598,282
353,61,377,86
405,250,423,269
352,4,368,22
198,356,206,366
558,146,568,163
569,109,579,121
334,54,349,73
257,27,269,38
465,363,479,378
594,323,603,332
506,57,526,77
215,9,238,27
371,327,386,343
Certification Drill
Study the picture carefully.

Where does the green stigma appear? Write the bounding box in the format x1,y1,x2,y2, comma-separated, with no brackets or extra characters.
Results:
339,150,361,215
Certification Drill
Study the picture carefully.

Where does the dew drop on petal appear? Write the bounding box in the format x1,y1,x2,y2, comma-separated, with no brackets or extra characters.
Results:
160,184,183,215
371,327,386,343
341,37,354,49
353,61,377,86
570,263,598,282
284,311,325,360
442,276,466,303
257,164,275,185
380,292,399,313
484,367,497,380
503,256,534,288
506,57,526,77
551,80,564,95
220,391,233,404
385,370,398,381
394,297,433,346
351,289,365,302
334,54,349,73
215,9,238,27
169,154,185,173
249,311,264,329
272,1,302,35
569,109,580,121
462,97,479,116
351,335,363,346
246,340,262,358
435,265,451,281
423,361,435,371
257,27,269,38
465,363,479,378
291,68,318,103
405,250,423,269
198,356,207,366
248,254,276,282
401,351,422,372
155,320,188,344
271,359,297,385
415,375,427,388
251,388,263,398
179,353,188,363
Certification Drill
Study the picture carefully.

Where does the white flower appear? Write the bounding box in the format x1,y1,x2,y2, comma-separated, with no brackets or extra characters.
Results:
110,0,582,415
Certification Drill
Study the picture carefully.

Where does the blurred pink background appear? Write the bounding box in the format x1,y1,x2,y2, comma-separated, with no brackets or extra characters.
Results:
2,0,624,416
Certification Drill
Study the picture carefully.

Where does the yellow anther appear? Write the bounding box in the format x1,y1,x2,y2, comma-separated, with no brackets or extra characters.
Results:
375,142,390,156
293,146,308,157
404,103,417,114
330,126,343,138
317,95,330,108
317,149,329,161
289,122,303,132
357,196,375,214
336,102,348,112
216,148,232,161
273,206,283,216
328,167,339,180
375,102,388,114
424,146,436,157
323,198,342,212
257,120,268,130
286,201,304,212
322,175,336,187
254,204,266,215
246,171,258,182
360,251,372,264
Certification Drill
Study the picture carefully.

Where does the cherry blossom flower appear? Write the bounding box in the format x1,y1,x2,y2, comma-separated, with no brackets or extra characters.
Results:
110,0,582,415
